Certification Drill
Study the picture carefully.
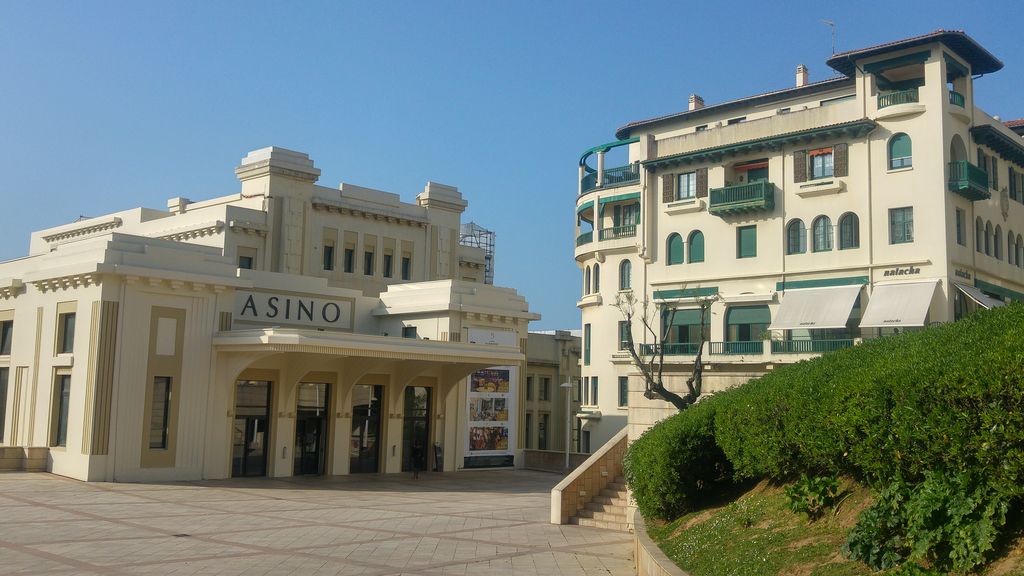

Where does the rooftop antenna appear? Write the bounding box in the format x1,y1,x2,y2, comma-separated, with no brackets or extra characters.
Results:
821,19,837,54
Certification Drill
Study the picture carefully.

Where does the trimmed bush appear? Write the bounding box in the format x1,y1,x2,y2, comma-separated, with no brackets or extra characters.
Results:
624,397,731,520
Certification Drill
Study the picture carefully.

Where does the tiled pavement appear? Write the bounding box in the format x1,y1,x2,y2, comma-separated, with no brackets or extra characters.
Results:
0,470,634,575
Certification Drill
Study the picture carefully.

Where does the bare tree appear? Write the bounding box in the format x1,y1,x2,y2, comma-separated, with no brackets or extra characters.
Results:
615,290,716,411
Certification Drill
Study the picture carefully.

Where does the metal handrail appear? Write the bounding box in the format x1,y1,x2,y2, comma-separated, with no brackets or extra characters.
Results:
709,341,764,355
948,90,965,108
599,225,637,240
878,88,919,109
575,231,593,246
771,339,854,354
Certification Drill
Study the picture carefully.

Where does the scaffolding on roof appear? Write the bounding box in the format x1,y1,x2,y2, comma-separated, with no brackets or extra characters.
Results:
459,222,495,285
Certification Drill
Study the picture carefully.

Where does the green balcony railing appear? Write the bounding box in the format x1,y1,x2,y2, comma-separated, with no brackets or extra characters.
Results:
948,160,990,201
878,88,919,109
599,225,637,240
948,90,965,108
580,163,640,194
575,231,593,246
639,342,702,356
708,180,775,216
710,341,764,355
771,339,854,354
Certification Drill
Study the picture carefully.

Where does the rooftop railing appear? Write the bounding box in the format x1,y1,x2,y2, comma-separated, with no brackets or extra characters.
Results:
948,90,965,108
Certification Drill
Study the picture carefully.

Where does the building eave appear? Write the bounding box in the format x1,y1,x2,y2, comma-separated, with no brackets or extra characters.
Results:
971,124,1024,167
826,29,1003,77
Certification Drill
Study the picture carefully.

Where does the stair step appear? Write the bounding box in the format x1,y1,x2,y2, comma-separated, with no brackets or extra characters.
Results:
569,516,630,532
585,502,626,514
614,476,626,484
605,481,626,491
576,509,628,523
592,495,629,506
600,488,627,499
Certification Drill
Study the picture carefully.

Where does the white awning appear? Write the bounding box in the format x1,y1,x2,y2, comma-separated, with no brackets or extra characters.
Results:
858,280,939,328
953,282,1006,309
768,285,862,330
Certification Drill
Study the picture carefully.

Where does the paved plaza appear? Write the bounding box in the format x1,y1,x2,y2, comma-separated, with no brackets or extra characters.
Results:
0,469,634,576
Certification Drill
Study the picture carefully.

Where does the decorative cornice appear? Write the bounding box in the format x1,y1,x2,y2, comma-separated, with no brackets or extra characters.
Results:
227,220,268,237
41,217,123,245
156,221,225,242
0,279,25,300
311,200,428,228
31,273,101,293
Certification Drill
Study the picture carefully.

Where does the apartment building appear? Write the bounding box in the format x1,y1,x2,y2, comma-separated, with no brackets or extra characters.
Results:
0,146,540,481
574,30,1021,437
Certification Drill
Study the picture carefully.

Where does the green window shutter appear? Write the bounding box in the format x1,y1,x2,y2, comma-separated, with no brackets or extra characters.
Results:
696,167,708,198
584,324,591,365
727,305,771,326
688,230,705,262
737,226,757,258
661,173,674,203
992,157,999,189
889,135,911,160
834,143,849,177
793,150,807,183
667,234,684,265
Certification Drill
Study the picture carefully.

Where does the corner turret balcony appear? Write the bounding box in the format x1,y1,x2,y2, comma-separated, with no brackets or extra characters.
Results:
948,160,990,201
581,163,640,194
708,180,775,216
575,231,593,246
877,88,919,109
948,90,965,108
598,225,636,240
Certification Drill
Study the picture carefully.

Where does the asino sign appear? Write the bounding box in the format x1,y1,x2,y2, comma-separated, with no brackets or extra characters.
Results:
233,291,353,330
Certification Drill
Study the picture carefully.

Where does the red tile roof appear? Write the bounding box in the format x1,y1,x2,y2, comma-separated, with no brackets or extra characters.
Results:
1005,119,1024,128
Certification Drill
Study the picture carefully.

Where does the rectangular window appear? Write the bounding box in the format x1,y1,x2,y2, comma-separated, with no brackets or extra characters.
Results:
401,257,411,280
583,324,591,365
676,172,697,200
618,320,630,350
402,326,417,339
890,207,914,244
541,377,550,401
695,124,708,132
58,312,76,354
149,376,171,449
737,225,757,258
809,148,834,179
538,413,548,450
526,376,534,401
52,374,71,447
238,255,253,269
618,376,628,408
582,376,589,405
524,413,532,449
383,254,394,278
0,320,12,355
590,377,598,406
956,208,966,246
344,249,355,273
364,251,374,276
323,243,335,271
0,367,8,443
237,247,256,270
727,116,746,125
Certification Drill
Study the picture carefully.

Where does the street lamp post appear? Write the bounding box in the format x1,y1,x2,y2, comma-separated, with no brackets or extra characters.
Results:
560,381,574,470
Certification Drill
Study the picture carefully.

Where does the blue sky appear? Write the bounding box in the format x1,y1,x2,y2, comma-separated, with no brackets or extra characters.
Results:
1,1,1020,329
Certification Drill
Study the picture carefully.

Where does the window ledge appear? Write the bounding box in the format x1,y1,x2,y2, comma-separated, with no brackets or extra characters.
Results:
665,198,706,215
887,166,914,175
576,293,603,309
53,354,74,368
796,178,845,198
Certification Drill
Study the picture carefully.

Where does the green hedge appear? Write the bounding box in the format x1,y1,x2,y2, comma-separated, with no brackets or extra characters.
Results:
625,303,1024,571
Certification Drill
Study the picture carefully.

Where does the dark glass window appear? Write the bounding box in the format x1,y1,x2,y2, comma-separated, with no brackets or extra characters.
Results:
344,249,355,273
364,251,374,275
0,320,12,355
323,244,335,271
53,374,71,447
618,376,628,408
58,313,75,354
149,377,171,449
383,254,393,278
401,257,411,280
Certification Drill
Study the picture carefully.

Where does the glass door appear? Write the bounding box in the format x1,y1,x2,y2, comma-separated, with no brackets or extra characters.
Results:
294,383,329,475
232,380,271,477
401,387,431,472
349,385,383,473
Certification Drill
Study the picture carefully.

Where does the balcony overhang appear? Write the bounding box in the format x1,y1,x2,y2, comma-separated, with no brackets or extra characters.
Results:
643,119,876,171
970,125,1024,167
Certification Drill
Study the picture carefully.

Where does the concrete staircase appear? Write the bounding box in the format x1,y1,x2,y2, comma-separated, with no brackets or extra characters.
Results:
568,475,630,531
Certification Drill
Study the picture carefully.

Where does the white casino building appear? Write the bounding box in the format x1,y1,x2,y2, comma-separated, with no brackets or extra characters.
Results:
573,30,1024,438
0,146,540,481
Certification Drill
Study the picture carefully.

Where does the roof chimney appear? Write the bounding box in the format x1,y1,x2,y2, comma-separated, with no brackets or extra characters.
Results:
796,64,809,87
688,94,704,111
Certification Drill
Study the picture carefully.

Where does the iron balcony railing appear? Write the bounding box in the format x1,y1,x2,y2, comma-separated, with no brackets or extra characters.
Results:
639,342,702,356
948,160,991,201
948,90,965,108
708,180,775,215
580,163,640,194
877,88,919,109
709,341,764,355
575,231,593,246
599,225,637,240
771,339,855,354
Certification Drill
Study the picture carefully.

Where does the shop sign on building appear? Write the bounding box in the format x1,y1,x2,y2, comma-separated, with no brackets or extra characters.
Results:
233,291,354,330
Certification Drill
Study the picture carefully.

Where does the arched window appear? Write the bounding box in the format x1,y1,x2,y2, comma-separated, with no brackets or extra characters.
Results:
889,133,912,169
1009,230,1017,266
995,225,1003,260
786,219,806,255
812,216,833,252
619,260,632,291
839,213,860,249
976,217,984,253
985,221,993,256
666,234,684,265
584,266,591,295
593,263,601,292
688,231,705,263
1017,235,1024,268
